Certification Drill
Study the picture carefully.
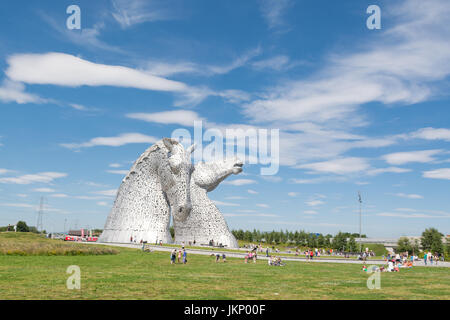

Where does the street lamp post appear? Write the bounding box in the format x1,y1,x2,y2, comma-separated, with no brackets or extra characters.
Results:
358,191,362,253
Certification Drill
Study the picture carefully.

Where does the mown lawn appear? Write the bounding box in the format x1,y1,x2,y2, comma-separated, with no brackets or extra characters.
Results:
0,241,449,300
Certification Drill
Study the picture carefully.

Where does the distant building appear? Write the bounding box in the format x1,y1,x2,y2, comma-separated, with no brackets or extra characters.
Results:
67,229,92,237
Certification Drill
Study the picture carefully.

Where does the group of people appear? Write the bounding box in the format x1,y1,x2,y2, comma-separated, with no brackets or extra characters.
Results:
268,256,285,266
211,253,227,262
423,251,442,265
304,249,318,260
244,250,258,263
385,251,442,266
170,248,187,264
363,258,413,273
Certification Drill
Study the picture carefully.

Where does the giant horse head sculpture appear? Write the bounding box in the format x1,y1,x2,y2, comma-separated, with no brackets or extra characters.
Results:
99,138,195,244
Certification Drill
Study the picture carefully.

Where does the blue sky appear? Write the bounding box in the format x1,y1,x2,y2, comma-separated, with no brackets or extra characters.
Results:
0,0,449,237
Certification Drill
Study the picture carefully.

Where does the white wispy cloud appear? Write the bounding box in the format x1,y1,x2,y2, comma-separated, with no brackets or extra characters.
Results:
212,200,240,207
126,110,204,127
260,176,283,183
224,196,247,200
251,55,306,71
382,150,441,165
0,80,46,104
251,55,290,71
422,168,450,180
206,47,262,75
377,212,450,218
32,188,56,193
259,0,293,30
92,189,117,197
60,133,158,149
145,47,261,77
287,192,298,197
223,179,257,186
410,127,450,141
112,0,178,28
367,167,412,176
40,11,124,53
0,172,67,185
69,103,90,111
0,203,34,208
391,193,424,199
106,170,129,175
305,200,324,207
247,189,258,194
290,176,347,185
50,193,69,198
297,157,370,175
6,53,188,93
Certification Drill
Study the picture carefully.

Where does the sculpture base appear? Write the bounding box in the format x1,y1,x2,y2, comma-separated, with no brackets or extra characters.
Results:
99,229,173,244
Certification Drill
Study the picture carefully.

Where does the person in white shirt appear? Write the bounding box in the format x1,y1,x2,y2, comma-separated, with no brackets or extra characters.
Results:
387,260,394,272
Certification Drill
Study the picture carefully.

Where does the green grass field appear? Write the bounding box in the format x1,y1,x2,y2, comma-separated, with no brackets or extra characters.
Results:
0,233,449,300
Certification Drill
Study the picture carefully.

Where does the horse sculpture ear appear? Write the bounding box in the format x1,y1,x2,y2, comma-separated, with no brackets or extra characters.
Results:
163,138,177,153
186,143,196,155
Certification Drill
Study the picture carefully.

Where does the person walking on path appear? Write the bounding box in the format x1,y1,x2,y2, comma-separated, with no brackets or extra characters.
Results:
424,252,428,265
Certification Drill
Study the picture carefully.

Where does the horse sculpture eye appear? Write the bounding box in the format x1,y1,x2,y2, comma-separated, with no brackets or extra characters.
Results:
168,157,181,174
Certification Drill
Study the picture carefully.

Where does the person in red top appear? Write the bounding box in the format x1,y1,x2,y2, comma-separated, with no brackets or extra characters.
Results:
310,250,314,260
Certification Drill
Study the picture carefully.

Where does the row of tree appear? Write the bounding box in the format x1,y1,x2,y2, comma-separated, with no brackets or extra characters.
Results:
232,227,449,255
0,221,44,233
397,228,449,255
231,229,366,252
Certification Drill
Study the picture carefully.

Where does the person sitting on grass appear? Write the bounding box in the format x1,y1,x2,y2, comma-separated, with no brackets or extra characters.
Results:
394,262,399,272
387,259,394,272
274,256,285,266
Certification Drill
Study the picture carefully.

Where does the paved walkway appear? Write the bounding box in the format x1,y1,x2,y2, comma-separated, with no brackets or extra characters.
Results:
85,242,450,267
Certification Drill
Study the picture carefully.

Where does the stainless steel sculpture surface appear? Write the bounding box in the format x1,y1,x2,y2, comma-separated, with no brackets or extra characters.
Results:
99,138,241,248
